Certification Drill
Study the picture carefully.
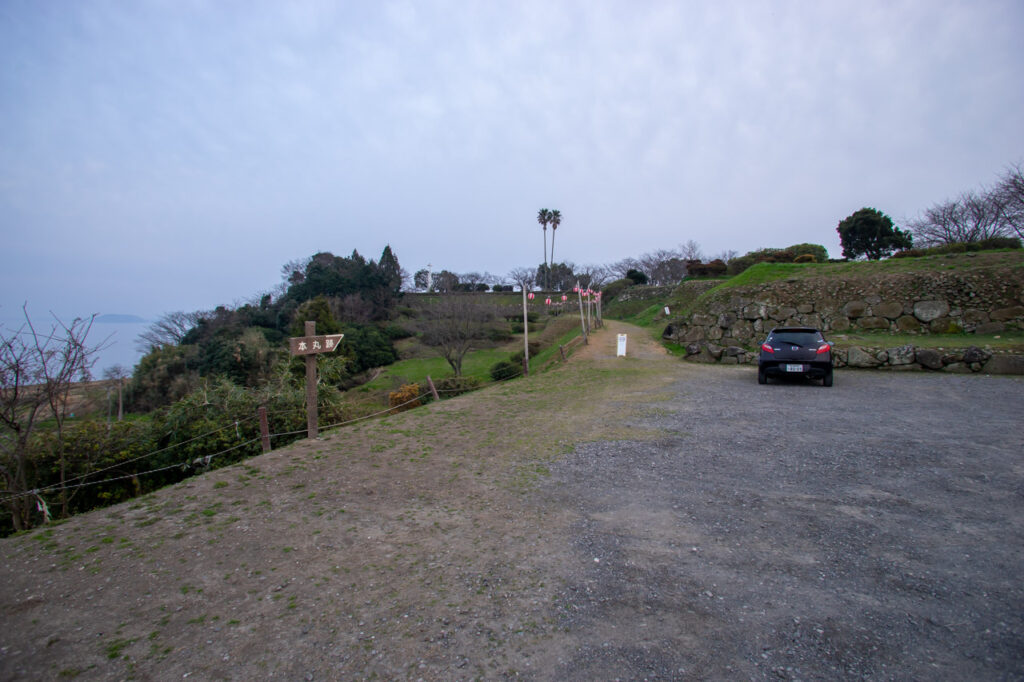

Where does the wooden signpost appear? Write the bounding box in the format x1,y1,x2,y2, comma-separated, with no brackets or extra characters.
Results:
288,321,344,439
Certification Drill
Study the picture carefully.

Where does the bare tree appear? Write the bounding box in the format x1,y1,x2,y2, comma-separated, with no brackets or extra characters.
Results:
418,297,495,376
281,257,311,286
399,267,413,292
334,294,375,324
995,163,1024,240
574,264,612,290
102,364,130,423
628,249,690,285
907,199,962,245
268,256,312,299
480,272,502,288
1,307,104,530
635,251,663,282
457,272,491,291
608,258,640,279
679,239,704,262
507,266,537,291
908,174,1014,246
135,311,200,353
960,190,1008,241
648,256,689,285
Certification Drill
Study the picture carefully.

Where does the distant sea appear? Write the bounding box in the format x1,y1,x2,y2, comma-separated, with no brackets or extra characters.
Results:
1,313,151,379
92,316,151,376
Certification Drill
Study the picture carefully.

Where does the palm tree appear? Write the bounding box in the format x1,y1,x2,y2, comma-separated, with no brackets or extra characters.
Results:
537,208,551,288
549,209,562,283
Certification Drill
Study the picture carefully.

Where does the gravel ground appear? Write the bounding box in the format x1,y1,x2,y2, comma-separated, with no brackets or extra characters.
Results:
1,324,1021,680
537,364,1024,679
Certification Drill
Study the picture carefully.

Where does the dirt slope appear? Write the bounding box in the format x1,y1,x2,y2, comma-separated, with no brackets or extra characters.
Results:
0,323,678,680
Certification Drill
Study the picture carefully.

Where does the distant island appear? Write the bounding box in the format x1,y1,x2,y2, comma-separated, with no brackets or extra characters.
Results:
96,314,147,324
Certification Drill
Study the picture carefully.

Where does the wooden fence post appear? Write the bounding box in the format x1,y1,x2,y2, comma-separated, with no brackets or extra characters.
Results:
577,283,588,345
258,406,271,453
559,345,566,361
426,375,440,400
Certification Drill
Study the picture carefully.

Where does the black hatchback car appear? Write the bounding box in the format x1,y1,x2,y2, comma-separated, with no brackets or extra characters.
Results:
758,327,833,386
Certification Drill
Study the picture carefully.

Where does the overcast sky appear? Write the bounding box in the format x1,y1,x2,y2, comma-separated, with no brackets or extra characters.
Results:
3,0,1023,323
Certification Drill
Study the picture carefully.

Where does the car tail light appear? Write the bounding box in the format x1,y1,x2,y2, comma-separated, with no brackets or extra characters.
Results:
816,343,831,354
761,343,774,353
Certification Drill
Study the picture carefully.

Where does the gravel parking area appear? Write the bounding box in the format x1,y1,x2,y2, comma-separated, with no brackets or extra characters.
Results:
1,326,1021,680
539,365,1024,680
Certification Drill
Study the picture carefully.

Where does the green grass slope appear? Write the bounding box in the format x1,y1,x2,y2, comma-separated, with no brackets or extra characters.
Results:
606,250,1024,350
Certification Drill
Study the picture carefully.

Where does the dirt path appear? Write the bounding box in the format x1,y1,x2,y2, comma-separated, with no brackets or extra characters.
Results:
571,320,669,363
1,323,1022,680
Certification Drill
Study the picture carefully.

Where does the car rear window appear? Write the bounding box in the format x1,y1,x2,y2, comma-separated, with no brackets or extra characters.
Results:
769,331,823,346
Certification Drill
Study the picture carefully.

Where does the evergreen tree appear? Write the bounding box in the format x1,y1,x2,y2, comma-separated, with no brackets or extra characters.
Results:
837,208,912,260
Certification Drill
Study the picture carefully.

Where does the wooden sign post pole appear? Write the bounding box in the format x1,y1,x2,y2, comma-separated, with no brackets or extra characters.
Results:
521,287,530,376
576,281,588,345
288,322,345,440
304,321,318,438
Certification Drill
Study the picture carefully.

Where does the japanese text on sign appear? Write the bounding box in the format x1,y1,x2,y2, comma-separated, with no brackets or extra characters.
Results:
289,334,345,356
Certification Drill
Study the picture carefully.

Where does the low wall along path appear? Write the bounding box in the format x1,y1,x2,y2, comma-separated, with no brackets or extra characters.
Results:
661,267,1024,374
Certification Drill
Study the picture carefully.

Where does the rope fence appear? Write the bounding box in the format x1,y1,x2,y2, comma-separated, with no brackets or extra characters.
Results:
0,324,599,525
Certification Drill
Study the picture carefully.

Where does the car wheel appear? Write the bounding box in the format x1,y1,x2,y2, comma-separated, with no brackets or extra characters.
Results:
758,368,767,385
823,369,833,387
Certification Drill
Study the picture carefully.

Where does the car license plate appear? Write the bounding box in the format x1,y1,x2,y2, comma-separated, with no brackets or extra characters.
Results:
785,364,804,372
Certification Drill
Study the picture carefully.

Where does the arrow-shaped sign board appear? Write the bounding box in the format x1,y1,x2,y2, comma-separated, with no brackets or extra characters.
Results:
289,333,345,356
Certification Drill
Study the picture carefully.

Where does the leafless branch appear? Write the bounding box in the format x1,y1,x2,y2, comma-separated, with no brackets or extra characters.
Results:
135,311,201,353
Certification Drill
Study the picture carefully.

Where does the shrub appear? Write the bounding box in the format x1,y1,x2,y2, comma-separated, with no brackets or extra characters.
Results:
128,344,201,411
381,324,414,340
490,359,521,381
434,376,483,397
339,324,399,372
625,269,648,285
687,259,728,277
892,237,1021,258
488,326,513,342
511,341,542,362
728,243,830,274
601,278,634,301
726,253,757,275
793,254,817,263
891,248,926,259
388,384,422,413
975,236,1021,250
788,243,829,262
27,420,162,522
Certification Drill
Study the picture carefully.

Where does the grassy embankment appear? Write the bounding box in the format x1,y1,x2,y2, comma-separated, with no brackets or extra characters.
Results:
604,250,1024,352
360,314,586,394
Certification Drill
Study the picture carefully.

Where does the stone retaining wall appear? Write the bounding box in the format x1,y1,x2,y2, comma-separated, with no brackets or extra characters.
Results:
663,268,1024,348
678,342,1024,375
611,284,675,302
